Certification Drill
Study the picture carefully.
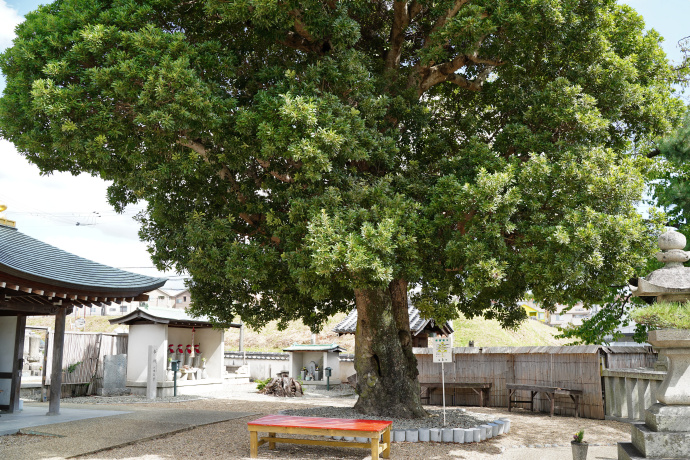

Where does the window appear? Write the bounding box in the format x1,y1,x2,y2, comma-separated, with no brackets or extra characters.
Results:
538,312,544,319
183,296,187,302
176,298,183,303
120,305,128,313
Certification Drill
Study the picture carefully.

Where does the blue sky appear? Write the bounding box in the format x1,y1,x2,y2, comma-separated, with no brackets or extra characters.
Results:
0,0,687,280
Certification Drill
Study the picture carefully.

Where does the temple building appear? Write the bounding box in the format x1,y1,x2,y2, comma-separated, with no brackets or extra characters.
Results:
0,205,165,415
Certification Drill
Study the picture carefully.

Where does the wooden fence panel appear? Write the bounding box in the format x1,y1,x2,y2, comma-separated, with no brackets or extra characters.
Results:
605,346,657,369
414,346,632,419
45,332,127,394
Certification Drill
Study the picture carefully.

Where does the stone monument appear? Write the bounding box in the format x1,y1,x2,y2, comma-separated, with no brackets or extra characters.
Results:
620,229,690,459
23,333,43,376
98,354,131,396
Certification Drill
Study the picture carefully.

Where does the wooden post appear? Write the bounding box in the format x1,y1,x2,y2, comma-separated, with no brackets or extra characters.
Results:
10,314,26,413
48,308,67,415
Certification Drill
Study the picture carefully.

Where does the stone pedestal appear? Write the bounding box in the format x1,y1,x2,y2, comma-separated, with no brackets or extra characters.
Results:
618,330,690,459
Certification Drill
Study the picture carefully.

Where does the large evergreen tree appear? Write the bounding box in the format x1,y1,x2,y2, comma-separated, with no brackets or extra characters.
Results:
0,0,683,417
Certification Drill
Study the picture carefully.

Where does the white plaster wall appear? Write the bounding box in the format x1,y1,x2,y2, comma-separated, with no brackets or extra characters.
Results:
338,360,355,382
0,316,16,405
126,324,167,383
225,357,290,380
195,328,224,379
325,352,342,384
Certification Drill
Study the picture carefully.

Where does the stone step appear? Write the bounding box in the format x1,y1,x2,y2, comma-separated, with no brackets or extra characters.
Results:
632,423,690,459
646,404,690,432
618,442,680,460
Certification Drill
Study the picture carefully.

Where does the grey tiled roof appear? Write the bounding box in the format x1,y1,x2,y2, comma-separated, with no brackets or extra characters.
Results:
333,304,454,336
110,307,242,328
0,225,166,293
283,344,347,352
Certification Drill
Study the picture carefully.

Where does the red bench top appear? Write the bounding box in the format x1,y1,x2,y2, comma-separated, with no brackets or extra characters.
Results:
248,415,392,432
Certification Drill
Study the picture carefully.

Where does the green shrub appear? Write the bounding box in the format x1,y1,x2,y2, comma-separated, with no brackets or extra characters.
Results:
255,378,273,391
630,301,690,330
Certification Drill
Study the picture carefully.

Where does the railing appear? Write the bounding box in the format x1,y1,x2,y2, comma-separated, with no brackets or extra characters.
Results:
601,367,666,422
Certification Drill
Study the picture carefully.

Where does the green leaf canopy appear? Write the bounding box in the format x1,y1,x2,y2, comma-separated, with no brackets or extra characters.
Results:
0,0,684,331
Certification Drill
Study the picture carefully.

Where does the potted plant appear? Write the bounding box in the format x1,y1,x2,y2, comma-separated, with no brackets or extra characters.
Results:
571,430,587,460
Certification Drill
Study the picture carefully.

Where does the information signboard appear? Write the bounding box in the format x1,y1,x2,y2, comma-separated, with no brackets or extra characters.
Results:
432,336,453,363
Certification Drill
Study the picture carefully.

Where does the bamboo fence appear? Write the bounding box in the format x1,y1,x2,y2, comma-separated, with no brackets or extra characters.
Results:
415,345,655,420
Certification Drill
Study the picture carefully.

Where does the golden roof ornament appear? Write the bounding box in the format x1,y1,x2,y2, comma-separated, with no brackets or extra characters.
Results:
0,203,16,228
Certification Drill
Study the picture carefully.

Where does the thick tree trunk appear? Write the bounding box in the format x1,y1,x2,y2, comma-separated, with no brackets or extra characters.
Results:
353,279,426,418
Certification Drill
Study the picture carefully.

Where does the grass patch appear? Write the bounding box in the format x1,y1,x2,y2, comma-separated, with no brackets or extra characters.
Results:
451,314,569,347
630,302,690,330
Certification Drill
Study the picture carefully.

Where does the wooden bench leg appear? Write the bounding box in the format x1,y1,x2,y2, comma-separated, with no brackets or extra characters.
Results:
570,394,580,418
530,391,537,412
371,434,380,459
485,389,490,407
250,431,258,458
508,389,514,412
545,392,554,417
268,432,276,450
382,427,391,459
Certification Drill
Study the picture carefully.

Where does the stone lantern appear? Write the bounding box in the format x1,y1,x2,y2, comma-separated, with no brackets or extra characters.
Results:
619,229,690,460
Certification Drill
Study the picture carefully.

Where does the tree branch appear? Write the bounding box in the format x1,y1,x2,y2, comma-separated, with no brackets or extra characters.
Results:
647,148,662,159
279,9,332,55
445,65,494,92
416,54,468,95
177,140,280,245
384,1,419,71
256,158,295,183
430,0,471,39
413,28,500,97
467,52,503,67
177,139,233,181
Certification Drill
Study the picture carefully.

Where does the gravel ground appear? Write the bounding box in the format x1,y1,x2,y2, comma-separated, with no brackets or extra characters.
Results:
281,406,495,430
0,432,49,449
5,381,630,459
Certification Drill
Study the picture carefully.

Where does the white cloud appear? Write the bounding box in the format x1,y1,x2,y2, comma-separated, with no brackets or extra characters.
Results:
0,0,21,51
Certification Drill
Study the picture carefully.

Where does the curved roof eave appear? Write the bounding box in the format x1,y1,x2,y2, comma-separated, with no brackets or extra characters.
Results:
0,225,166,294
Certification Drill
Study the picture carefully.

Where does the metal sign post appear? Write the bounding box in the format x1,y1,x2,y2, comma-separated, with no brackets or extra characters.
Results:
432,336,453,426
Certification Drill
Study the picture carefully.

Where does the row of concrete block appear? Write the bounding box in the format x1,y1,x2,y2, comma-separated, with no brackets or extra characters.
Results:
330,418,510,444
390,418,510,443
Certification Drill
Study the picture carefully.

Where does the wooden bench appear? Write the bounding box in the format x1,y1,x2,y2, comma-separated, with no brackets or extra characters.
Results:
420,382,491,407
506,383,582,417
247,414,392,459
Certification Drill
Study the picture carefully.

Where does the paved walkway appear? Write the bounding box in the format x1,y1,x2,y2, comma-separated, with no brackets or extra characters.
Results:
0,405,130,436
1,402,255,460
500,444,617,460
